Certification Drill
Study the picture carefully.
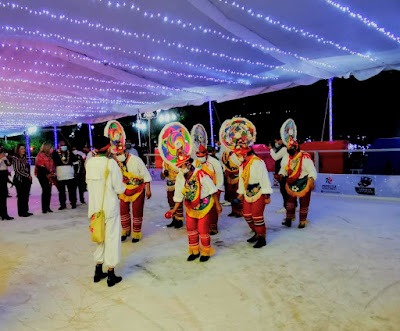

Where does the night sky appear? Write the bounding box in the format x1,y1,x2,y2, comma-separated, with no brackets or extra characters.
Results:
56,70,400,150
180,70,400,145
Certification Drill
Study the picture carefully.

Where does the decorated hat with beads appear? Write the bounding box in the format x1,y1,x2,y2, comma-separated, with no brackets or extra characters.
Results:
219,117,256,154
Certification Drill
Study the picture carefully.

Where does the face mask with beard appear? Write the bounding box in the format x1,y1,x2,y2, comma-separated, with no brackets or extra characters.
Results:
275,143,281,149
116,154,126,162
197,157,206,163
287,148,296,156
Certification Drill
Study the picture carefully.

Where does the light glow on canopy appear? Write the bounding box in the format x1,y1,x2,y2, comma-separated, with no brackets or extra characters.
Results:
0,0,399,136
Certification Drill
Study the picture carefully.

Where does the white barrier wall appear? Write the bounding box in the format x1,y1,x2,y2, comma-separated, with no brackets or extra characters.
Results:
149,168,400,199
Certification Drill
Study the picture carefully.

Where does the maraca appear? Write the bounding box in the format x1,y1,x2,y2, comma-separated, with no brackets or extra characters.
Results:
164,211,173,219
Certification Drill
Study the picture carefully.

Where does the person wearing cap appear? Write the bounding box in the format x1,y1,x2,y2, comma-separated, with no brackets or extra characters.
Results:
193,144,224,235
160,160,184,228
0,147,14,220
279,137,317,228
85,135,127,287
235,141,273,248
168,149,222,262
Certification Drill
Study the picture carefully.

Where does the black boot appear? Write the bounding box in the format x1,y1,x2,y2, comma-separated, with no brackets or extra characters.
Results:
93,264,107,283
174,220,183,229
253,236,267,248
199,255,210,262
187,253,200,261
107,269,122,287
282,219,292,227
121,235,127,242
246,233,258,243
166,218,176,227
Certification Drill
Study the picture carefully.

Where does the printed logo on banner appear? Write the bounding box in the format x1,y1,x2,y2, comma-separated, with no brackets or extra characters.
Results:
355,176,375,195
321,176,340,193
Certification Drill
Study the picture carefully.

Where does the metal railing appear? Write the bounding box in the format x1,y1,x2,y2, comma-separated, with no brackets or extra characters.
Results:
144,148,400,176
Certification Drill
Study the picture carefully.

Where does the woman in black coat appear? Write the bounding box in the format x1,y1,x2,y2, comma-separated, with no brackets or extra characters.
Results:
10,144,33,217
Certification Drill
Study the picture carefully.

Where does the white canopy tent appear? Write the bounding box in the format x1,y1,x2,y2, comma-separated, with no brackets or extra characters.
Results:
1,0,400,136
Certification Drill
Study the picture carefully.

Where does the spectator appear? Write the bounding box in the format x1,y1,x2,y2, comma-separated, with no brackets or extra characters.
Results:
52,140,78,210
10,144,33,217
72,146,87,204
35,142,56,213
125,139,139,157
0,146,14,220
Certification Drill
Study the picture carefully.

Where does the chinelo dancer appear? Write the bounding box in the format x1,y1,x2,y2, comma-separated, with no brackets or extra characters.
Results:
160,122,222,262
278,119,317,229
191,124,224,235
220,117,273,248
104,120,152,243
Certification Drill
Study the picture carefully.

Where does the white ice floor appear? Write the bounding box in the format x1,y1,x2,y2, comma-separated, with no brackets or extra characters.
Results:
0,176,399,331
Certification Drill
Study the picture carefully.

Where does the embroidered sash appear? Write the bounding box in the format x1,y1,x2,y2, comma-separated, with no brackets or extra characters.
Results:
241,155,263,203
117,155,145,202
182,171,214,218
285,151,313,197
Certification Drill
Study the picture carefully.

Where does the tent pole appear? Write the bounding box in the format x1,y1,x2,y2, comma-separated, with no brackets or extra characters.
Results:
208,99,214,147
25,130,31,165
328,78,333,141
53,125,58,150
88,124,93,150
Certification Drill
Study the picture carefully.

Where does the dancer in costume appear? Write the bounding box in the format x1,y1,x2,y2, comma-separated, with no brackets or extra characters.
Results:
191,124,224,235
220,149,243,217
220,117,273,248
86,135,126,287
160,160,184,228
161,122,222,262
278,119,317,229
268,135,298,214
104,120,152,243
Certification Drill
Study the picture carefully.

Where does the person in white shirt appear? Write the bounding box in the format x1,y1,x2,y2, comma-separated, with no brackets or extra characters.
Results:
279,137,317,229
268,137,297,213
168,150,222,262
113,148,152,243
86,136,126,287
193,144,224,235
236,143,273,248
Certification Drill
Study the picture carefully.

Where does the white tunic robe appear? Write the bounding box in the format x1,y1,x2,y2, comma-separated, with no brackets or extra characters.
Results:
86,157,126,268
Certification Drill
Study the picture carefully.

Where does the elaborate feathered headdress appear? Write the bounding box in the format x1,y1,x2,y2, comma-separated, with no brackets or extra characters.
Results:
280,118,297,147
190,124,208,155
104,120,126,154
158,121,192,167
219,117,257,154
